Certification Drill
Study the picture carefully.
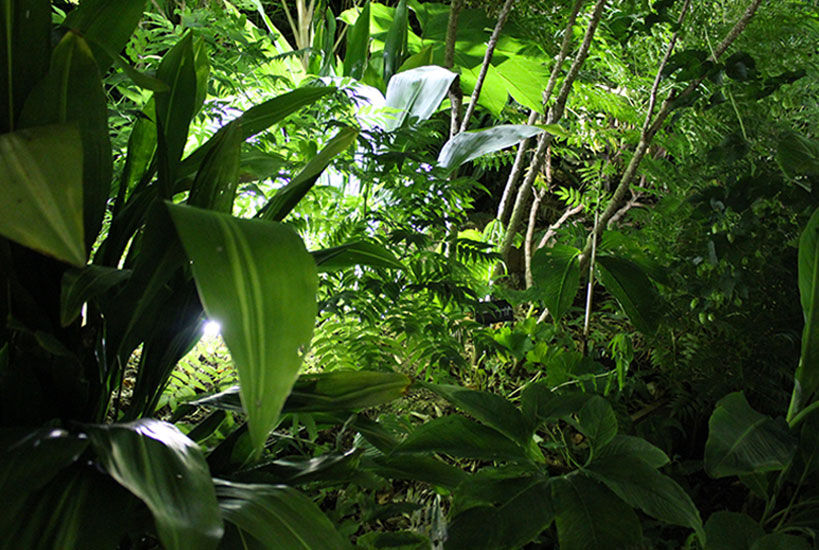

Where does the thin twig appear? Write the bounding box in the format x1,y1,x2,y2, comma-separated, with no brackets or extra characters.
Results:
460,0,517,133
496,0,585,223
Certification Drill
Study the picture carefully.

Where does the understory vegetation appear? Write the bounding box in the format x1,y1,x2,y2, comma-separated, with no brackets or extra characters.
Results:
2,0,819,548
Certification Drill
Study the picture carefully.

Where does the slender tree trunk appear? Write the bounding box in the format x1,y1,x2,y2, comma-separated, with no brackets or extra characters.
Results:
496,0,585,223
499,0,608,271
460,0,516,133
445,0,464,138
577,0,762,273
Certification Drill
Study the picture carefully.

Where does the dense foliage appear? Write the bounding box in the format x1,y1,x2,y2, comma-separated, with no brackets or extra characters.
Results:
1,0,818,548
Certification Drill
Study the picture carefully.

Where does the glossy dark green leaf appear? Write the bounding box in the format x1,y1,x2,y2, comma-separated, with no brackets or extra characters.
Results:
285,370,411,412
520,384,592,428
395,415,527,460
382,0,408,83
62,0,146,71
188,121,242,213
0,427,88,528
0,464,143,550
437,125,544,172
0,0,50,133
234,450,360,485
422,383,531,445
60,265,131,326
168,205,317,455
446,477,553,550
704,511,763,550
215,480,349,550
343,1,371,79
597,434,669,469
257,126,358,221
192,370,411,414
596,254,663,335
87,419,223,550
531,245,582,323
155,33,198,191
368,455,467,489
788,207,819,421
180,87,335,179
705,392,796,478
777,133,819,179
0,124,85,265
384,65,457,130
572,395,618,450
313,240,405,271
20,30,112,251
585,455,703,541
552,475,641,550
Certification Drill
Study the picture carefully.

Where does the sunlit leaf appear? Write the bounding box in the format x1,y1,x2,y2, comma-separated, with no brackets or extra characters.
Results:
384,65,457,130
87,419,223,550
438,125,544,172
343,1,371,79
168,204,317,455
0,124,85,265
382,0,408,83
312,240,405,271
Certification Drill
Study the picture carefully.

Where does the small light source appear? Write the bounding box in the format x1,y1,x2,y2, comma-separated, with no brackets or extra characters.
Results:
203,320,221,339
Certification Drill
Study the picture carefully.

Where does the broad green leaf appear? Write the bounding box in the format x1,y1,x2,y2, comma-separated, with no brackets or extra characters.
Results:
60,265,131,326
788,207,819,421
312,240,405,271
531,245,582,323
446,478,554,550
368,455,467,489
704,511,763,550
422,383,532,445
552,474,642,550
168,204,318,455
0,464,142,550
187,121,242,213
596,254,663,335
572,395,618,450
257,126,358,221
777,132,819,178
495,56,549,113
384,65,457,130
62,0,145,71
234,450,360,486
191,371,411,414
284,371,411,412
705,392,796,478
459,63,508,118
87,419,223,550
115,105,157,209
396,45,434,72
216,480,349,549
0,427,88,529
749,534,811,550
597,434,669,469
155,33,198,192
20,31,112,251
585,455,703,541
179,86,335,179
0,124,85,265
394,415,527,461
0,0,50,132
343,1,371,79
309,8,336,76
81,34,168,91
382,0,408,83
520,384,592,428
358,531,429,550
437,125,544,172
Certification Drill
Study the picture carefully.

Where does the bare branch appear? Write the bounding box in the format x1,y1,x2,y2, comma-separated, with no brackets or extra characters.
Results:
445,0,464,138
460,0,517,133
496,0,585,222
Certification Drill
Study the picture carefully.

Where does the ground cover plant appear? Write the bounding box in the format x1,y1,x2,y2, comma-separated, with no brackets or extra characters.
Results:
1,0,818,548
